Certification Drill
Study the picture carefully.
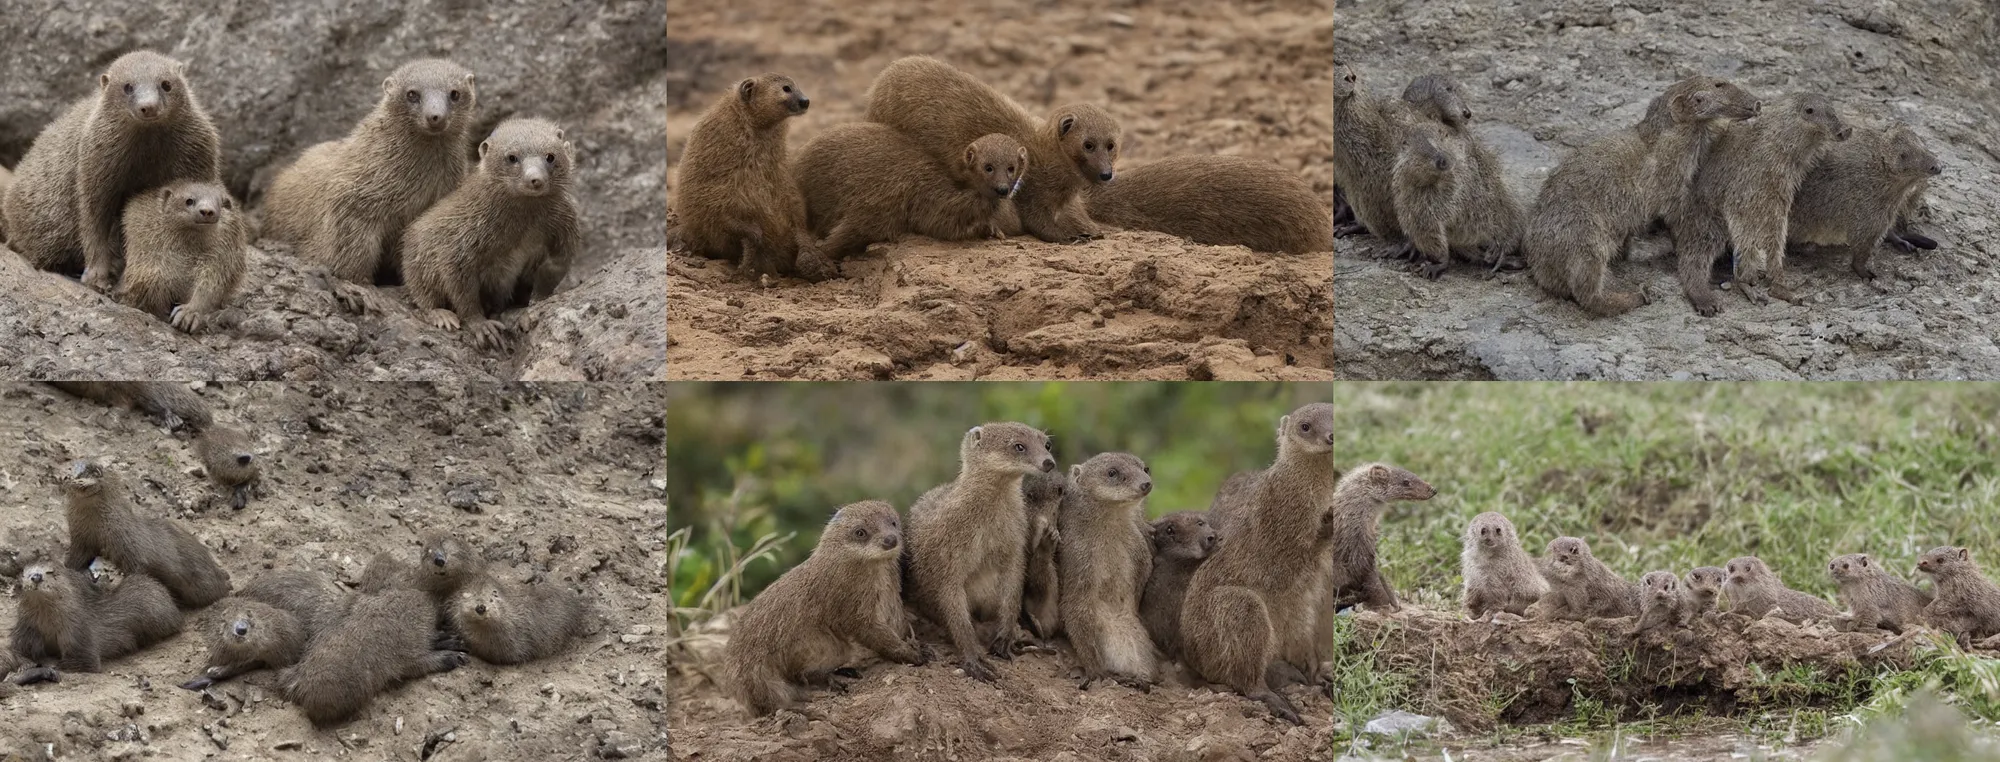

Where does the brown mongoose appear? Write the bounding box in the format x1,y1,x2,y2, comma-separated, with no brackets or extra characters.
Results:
1526,537,1639,620
1,51,221,291
1139,511,1218,663
114,180,247,333
1083,155,1332,254
1671,93,1850,313
1323,463,1436,614
1684,566,1726,615
449,576,589,664
45,381,212,431
1787,124,1941,280
1180,403,1340,725
1204,470,1259,537
1523,76,1760,317
359,531,488,606
1390,123,1467,279
1458,512,1547,618
671,72,834,281
1633,570,1692,634
193,425,259,510
61,460,230,608
724,501,926,716
9,563,182,681
794,123,1027,260
1057,452,1158,689
1019,468,1065,640
1916,546,2000,647
401,117,581,349
1828,553,1931,634
278,588,467,726
181,599,308,691
1400,74,1526,270
1333,61,1414,244
262,59,478,311
1720,556,1837,623
865,55,1120,243
904,422,1056,682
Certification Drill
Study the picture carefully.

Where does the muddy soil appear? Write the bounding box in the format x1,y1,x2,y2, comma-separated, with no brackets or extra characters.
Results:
1334,0,2000,380
0,381,669,760
665,0,1334,381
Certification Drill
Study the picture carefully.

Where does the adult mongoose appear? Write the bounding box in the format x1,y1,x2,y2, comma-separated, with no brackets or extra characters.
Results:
114,180,247,333
1459,512,1547,618
61,460,230,608
1139,511,1218,663
1323,463,1435,614
1916,546,2000,647
278,589,468,726
359,530,488,607
1827,553,1931,634
1332,61,1414,244
1788,124,1941,280
1720,556,1837,623
1527,537,1639,620
794,123,1027,260
1057,452,1158,689
1402,74,1526,270
672,72,833,281
1019,468,1065,640
1083,155,1332,254
10,563,182,683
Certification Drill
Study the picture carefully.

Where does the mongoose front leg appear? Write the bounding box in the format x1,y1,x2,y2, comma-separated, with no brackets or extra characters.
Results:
419,649,470,677
852,620,926,666
531,203,581,301
75,162,125,293
1410,224,1450,280
1846,241,1878,280
933,588,996,681
817,221,874,262
172,265,239,333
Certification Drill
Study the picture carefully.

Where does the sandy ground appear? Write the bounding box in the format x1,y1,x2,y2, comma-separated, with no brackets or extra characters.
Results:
0,381,669,760
665,0,1334,380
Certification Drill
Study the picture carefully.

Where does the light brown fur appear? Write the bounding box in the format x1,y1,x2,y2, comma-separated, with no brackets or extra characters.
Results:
795,124,1026,260
1323,464,1435,614
1916,546,2000,647
1527,537,1639,621
114,180,247,333
1399,73,1526,272
1057,452,1157,688
60,460,230,608
1684,566,1725,616
358,531,488,608
1788,124,1941,280
1828,553,1931,634
183,599,308,690
1332,62,1413,241
45,381,212,431
1391,123,1466,279
1140,511,1218,663
278,589,467,726
194,425,260,510
672,73,833,281
1084,155,1331,254
1019,468,1066,640
10,563,181,678
1721,555,1836,623
1459,512,1547,618
1634,570,1692,634
0,164,12,241
450,575,589,665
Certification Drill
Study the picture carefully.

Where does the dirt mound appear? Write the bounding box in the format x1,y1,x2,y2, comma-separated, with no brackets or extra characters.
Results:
0,381,669,760
1334,0,2000,380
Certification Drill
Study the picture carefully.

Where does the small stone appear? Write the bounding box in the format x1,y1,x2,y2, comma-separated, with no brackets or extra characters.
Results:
620,634,645,645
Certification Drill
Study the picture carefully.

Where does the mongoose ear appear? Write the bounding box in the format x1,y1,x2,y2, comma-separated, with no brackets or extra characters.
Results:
738,78,757,102
478,140,491,160
160,187,175,204
1016,147,1028,167
1058,115,1077,136
554,127,565,140
968,426,982,441
1369,464,1389,477
1960,548,1971,561
1068,464,1082,481
382,76,396,94
562,141,575,160
100,73,111,88
964,144,978,167
1275,414,1290,436
1859,555,1870,567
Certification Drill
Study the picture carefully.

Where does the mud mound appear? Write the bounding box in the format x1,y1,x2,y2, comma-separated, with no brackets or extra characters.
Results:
1334,0,2000,380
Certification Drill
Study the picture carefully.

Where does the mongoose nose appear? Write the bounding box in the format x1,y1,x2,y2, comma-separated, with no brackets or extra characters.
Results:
1837,127,1852,141
427,113,444,126
233,621,250,636
28,572,43,584
139,105,158,118
236,454,252,466
199,208,216,220
994,186,1012,197
880,534,900,551
475,604,488,615
1930,164,1943,176
1040,458,1056,472
430,552,447,567
1460,109,1472,121
1098,170,1114,182
797,97,810,110
1139,481,1152,495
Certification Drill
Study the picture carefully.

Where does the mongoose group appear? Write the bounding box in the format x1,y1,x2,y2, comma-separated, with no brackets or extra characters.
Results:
673,56,1332,283
1334,61,1943,317
0,52,581,350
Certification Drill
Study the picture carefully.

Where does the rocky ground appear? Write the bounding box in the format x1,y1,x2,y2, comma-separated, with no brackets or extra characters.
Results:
1334,0,2000,380
665,0,1334,380
0,381,669,760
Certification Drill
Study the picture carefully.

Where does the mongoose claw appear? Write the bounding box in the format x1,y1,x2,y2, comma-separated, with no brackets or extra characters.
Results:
82,269,116,294
10,667,59,685
468,320,509,352
1333,222,1369,239
959,656,997,682
332,282,377,314
169,305,207,333
1257,691,1303,725
178,675,215,692
1419,260,1448,280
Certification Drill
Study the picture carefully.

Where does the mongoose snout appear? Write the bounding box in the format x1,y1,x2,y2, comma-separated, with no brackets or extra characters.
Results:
429,550,448,567
878,533,900,552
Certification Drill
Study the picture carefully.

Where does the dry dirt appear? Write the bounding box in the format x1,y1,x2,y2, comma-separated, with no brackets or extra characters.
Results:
1334,0,2000,380
0,381,670,760
664,0,1335,381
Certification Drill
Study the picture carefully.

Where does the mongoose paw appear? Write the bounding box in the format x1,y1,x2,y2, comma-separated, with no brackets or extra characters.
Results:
82,269,116,294
958,656,998,682
1113,675,1154,693
468,320,509,352
1419,261,1447,280
1256,691,1303,725
1690,292,1723,317
1333,222,1369,239
10,667,59,686
169,306,210,333
332,282,378,314
230,484,253,511
433,632,467,652
178,675,215,692
1378,242,1414,262
427,309,462,332
904,643,931,667
1851,261,1878,280
435,650,471,672
793,248,841,283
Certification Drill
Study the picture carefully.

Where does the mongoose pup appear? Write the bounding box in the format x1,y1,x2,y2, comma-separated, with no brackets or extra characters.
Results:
1684,566,1726,615
1400,74,1526,270
45,381,212,431
1180,403,1341,725
1828,553,1931,634
1633,571,1692,634
1527,537,1639,621
61,460,230,608
1332,61,1413,244
1788,124,1941,280
1390,123,1467,279
672,72,833,280
10,563,182,681
1459,512,1547,618
183,567,354,689
1671,93,1850,313
2,51,221,291
263,59,478,310
114,180,247,332
1523,76,1760,317
1058,452,1158,689
359,531,487,606
1019,468,1066,640
1083,155,1332,254
724,501,925,716
194,425,259,510
402,117,581,348
1916,546,2000,647
279,588,467,726
866,55,1120,243
1323,463,1436,614
1720,556,1837,623
904,422,1055,682
794,123,1027,260
1140,511,1219,663
450,576,589,664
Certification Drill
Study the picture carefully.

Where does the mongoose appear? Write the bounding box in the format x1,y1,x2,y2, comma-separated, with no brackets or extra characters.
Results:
262,59,478,310
865,55,1120,243
1,51,221,291
1915,546,2000,647
1019,468,1066,640
401,117,581,349
1459,512,1547,618
671,72,834,281
1205,470,1258,537
237,569,351,635
278,588,467,726
1333,185,1354,232
1671,93,1850,313
1057,452,1158,689
1180,403,1341,725
10,563,182,681
181,599,308,691
1139,511,1218,663
194,425,259,510
114,180,247,333
61,460,231,608
1323,463,1435,614
1083,155,1332,254
724,501,925,716
1332,61,1413,244
1684,566,1725,615
1400,73,1526,270
1788,124,1941,280
1523,76,1760,317
1526,537,1639,620
1827,553,1931,634
45,381,212,431
1720,556,1837,623
0,164,12,241
1633,570,1691,634
904,422,1056,682
449,576,589,664
794,123,1027,260
359,531,487,606
1390,123,1467,279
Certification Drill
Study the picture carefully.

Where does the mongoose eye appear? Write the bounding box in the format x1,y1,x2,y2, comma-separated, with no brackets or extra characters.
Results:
222,199,233,210
1805,107,1815,114
851,527,867,540
1142,466,1150,474
160,81,172,92
1107,141,1115,151
984,163,994,172
123,83,134,94
1164,526,1176,536
1299,422,1312,432
1713,82,1725,88
1108,468,1120,479
545,153,557,164
1013,443,1025,452
1083,141,1095,151
450,89,462,102
1345,74,1356,83
406,89,419,103
782,85,792,93
507,154,520,164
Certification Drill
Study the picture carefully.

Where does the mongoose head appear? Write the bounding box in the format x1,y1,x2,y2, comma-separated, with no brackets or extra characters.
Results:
1639,571,1680,605
382,59,478,137
153,181,236,228
98,51,193,125
1334,61,1359,100
1463,512,1520,553
1684,566,1725,603
197,426,259,487
17,563,82,607
736,73,809,128
965,133,1028,199
1021,468,1066,510
60,460,110,499
1827,553,1880,585
960,422,1056,477
1917,546,1976,579
1723,556,1776,589
1337,463,1436,505
1049,104,1120,184
1882,126,1942,179
1543,537,1597,580
1396,127,1455,185
454,580,509,628
1150,512,1219,561
1774,93,1851,142
1402,74,1472,130
418,532,484,584
480,118,576,197
211,600,289,662
1275,402,1339,457
818,500,903,561
1659,76,1761,125
1069,452,1153,505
